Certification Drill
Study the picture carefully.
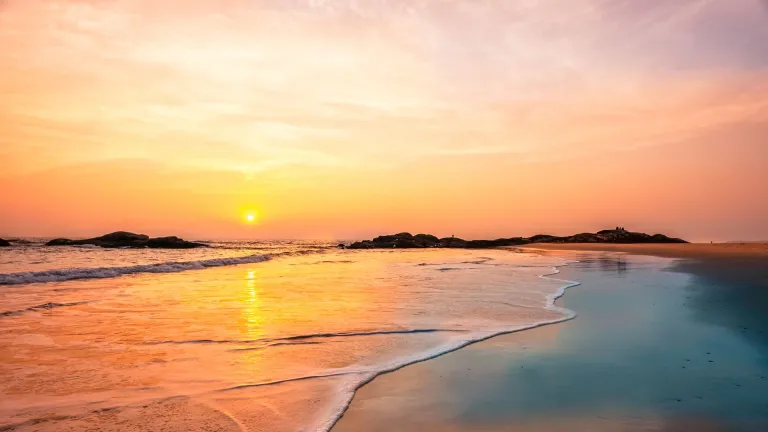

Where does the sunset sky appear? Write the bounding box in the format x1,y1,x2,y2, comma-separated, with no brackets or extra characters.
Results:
1,0,767,241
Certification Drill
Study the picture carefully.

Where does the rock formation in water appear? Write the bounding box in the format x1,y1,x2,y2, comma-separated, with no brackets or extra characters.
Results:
45,231,207,249
0,238,10,247
344,228,686,249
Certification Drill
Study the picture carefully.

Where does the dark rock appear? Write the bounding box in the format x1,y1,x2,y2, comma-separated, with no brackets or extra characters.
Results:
45,231,207,249
466,240,495,249
372,232,413,245
650,233,687,243
98,231,150,243
413,234,440,247
347,241,374,250
0,238,10,247
527,234,560,243
439,237,468,248
146,236,206,249
393,238,421,248
491,237,528,247
526,229,687,244
414,234,439,242
347,228,687,250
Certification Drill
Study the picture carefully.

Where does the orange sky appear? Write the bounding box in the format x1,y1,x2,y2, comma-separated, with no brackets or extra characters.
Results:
1,0,767,242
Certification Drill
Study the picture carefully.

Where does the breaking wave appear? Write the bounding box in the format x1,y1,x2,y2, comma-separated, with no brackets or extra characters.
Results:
0,254,271,286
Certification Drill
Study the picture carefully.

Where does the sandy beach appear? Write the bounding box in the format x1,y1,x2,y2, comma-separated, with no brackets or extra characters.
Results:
333,244,768,432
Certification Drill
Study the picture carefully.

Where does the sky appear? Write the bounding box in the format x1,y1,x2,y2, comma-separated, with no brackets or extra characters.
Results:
1,0,767,242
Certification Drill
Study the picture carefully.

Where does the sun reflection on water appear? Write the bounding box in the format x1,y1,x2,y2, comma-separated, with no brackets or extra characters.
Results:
240,269,264,340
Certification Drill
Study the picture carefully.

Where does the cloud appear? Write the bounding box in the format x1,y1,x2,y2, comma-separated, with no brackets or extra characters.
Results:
2,0,767,177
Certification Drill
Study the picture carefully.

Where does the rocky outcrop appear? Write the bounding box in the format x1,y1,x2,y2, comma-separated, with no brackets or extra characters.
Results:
0,238,10,247
342,228,686,250
530,229,686,244
146,236,206,249
45,231,207,249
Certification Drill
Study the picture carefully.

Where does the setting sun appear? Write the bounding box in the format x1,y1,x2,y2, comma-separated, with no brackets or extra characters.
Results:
245,213,257,224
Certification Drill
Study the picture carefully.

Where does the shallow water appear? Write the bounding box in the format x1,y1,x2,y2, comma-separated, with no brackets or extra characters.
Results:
0,246,574,431
333,251,768,432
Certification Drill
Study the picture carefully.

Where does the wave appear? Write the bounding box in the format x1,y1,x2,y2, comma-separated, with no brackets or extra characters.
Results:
317,260,582,432
143,328,465,346
0,301,92,318
0,254,271,286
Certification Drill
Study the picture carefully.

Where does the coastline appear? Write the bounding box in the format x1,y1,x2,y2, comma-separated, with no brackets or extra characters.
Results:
517,242,768,259
322,259,583,432
333,245,768,432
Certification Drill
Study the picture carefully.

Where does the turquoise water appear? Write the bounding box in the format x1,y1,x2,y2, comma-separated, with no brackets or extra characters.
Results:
465,254,768,429
335,251,768,431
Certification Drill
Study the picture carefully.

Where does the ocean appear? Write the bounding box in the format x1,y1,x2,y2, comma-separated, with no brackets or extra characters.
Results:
0,241,577,431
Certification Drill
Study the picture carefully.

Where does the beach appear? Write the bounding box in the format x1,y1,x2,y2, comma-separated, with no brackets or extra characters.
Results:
0,243,576,431
520,242,768,259
333,244,768,432
2,242,767,431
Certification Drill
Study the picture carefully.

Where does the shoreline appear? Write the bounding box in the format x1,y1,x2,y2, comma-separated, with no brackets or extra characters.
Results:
517,242,768,260
332,245,768,432
323,258,583,431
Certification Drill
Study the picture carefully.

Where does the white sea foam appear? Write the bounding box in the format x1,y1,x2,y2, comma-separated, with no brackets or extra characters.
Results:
0,254,271,285
316,261,581,432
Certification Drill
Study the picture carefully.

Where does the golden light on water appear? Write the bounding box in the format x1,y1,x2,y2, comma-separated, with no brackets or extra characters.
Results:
241,269,264,339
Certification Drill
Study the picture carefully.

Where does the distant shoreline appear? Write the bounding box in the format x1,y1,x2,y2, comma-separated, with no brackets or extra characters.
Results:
517,242,768,259
344,228,687,250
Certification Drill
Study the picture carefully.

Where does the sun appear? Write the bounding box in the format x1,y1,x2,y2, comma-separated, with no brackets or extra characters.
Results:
242,210,259,224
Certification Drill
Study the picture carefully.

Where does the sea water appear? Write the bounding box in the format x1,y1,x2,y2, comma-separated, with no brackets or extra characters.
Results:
333,251,768,432
0,242,577,431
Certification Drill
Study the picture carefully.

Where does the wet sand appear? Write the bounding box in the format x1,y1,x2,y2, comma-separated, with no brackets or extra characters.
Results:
333,246,768,432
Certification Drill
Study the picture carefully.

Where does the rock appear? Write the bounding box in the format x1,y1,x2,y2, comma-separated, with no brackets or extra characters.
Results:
527,234,559,243
45,231,207,249
413,234,440,247
146,236,206,249
439,237,468,248
347,241,374,250
493,237,528,247
347,228,687,250
97,231,150,243
370,232,413,246
650,234,687,243
0,238,10,247
466,240,495,248
526,229,687,244
393,238,421,248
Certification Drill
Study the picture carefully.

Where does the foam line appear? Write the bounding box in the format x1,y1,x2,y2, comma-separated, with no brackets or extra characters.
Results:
0,254,271,286
318,256,581,432
143,328,467,346
0,301,93,318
